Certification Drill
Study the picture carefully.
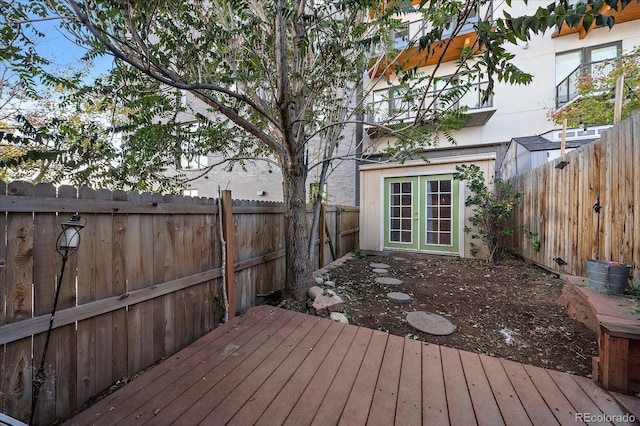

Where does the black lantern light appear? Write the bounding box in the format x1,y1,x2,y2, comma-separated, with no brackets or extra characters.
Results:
56,214,86,254
30,214,85,426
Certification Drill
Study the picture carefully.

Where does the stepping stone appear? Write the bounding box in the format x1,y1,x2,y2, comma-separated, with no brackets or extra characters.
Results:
393,257,408,262
407,311,456,336
387,292,412,304
370,262,390,269
329,312,349,324
375,277,403,286
372,268,389,275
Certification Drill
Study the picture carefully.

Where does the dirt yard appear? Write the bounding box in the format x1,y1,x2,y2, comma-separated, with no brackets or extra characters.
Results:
305,252,598,377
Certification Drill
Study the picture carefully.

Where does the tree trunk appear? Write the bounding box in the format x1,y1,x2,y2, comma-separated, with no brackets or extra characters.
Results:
282,151,311,301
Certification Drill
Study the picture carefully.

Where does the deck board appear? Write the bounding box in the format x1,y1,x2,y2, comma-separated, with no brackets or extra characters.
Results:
479,354,533,426
337,330,388,425
422,343,449,426
501,358,559,425
459,350,504,426
67,306,636,426
311,326,373,425
523,364,582,425
395,337,423,425
441,345,477,426
367,333,404,426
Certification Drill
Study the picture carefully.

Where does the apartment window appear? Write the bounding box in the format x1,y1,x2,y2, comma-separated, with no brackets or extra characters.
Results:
176,123,208,169
180,154,207,169
183,189,198,197
392,24,410,49
555,42,621,105
372,87,409,123
370,86,417,123
556,42,621,84
556,0,587,6
443,3,480,39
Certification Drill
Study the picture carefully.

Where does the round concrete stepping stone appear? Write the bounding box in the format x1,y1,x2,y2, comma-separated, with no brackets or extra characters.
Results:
372,268,389,275
329,312,349,324
387,292,412,304
407,311,456,336
375,277,403,286
393,257,408,262
370,262,390,269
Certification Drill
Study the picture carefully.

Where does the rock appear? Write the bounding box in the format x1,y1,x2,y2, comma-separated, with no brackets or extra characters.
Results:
313,294,344,317
372,268,389,275
314,276,324,285
308,286,324,300
387,292,412,304
329,312,349,324
324,280,336,287
406,311,456,336
375,277,403,286
370,262,391,269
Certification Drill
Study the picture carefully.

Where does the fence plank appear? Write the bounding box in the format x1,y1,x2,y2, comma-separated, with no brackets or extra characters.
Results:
182,196,196,344
139,192,155,370
622,120,634,263
152,194,167,362
4,182,34,424
94,189,116,395
631,114,640,286
162,195,178,356
76,187,98,410
126,191,144,376
0,180,5,416
52,185,78,419
222,191,235,318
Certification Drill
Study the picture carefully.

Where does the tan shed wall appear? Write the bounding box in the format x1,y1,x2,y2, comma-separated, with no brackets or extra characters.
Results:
359,154,496,258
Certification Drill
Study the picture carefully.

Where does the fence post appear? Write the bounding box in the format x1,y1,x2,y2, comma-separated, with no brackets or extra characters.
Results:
221,190,235,318
335,206,342,258
319,204,326,268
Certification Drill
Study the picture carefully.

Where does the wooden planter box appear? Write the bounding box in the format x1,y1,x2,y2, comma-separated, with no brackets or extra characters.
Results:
597,322,640,394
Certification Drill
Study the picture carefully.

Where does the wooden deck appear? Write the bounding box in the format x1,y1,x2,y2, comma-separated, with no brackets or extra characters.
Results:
68,305,637,426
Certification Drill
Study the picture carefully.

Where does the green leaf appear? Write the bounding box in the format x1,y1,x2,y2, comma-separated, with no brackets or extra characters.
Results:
582,14,594,31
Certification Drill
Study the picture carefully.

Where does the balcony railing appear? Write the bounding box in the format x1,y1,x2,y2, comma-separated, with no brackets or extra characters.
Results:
367,81,493,125
556,58,616,108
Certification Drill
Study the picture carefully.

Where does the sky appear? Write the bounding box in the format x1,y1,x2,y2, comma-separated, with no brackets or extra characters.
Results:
30,17,114,80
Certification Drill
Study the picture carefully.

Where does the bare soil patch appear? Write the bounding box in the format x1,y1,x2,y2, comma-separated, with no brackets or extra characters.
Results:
309,252,598,377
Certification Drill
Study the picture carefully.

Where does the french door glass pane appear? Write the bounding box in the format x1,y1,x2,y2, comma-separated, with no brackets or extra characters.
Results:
425,179,453,246
389,180,413,243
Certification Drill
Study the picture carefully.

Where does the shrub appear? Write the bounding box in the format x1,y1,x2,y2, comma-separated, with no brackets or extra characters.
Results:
453,164,522,264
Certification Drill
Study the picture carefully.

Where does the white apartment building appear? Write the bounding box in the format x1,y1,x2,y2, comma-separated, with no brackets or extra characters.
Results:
359,0,640,256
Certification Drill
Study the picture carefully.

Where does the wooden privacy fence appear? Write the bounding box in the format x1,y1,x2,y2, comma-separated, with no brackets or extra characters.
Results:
506,113,640,284
0,182,359,425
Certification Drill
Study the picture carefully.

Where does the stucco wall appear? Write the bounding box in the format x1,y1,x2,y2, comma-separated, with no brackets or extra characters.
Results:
359,153,495,258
